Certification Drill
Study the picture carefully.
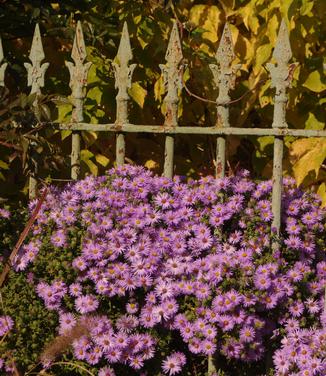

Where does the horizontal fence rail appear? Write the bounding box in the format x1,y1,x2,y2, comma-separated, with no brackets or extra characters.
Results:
57,123,326,137
1,17,326,376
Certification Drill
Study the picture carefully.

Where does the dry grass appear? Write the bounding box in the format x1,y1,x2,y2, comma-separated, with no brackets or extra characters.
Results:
40,316,93,364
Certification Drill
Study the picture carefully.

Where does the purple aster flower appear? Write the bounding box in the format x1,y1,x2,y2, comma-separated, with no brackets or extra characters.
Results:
98,366,116,376
75,294,99,314
50,229,67,248
253,273,271,290
221,339,242,359
284,235,302,249
201,339,216,355
289,301,304,317
58,312,76,335
0,208,10,218
239,326,255,343
0,316,14,336
162,352,186,375
129,355,144,370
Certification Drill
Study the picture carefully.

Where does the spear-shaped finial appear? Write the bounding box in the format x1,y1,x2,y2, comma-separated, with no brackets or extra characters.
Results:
65,20,92,122
209,23,240,179
267,19,296,129
24,24,49,95
113,21,136,124
71,20,88,65
113,21,136,166
165,22,183,67
0,37,8,87
116,21,133,67
160,21,184,126
65,21,92,180
215,23,236,71
209,23,240,127
273,19,292,65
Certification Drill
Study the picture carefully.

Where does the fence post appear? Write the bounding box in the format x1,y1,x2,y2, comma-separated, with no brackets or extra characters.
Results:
160,22,184,178
266,19,294,373
65,21,92,180
24,24,49,198
210,23,240,178
0,37,8,87
267,19,294,235
113,22,136,166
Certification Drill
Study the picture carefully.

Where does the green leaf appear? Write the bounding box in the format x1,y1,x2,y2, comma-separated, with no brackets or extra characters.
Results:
56,103,72,122
80,149,94,160
154,76,164,102
317,183,326,207
84,159,98,176
255,44,273,68
305,112,325,130
61,130,72,141
129,82,147,108
95,154,110,167
81,149,98,175
291,138,326,185
303,71,326,92
0,160,9,169
87,86,102,104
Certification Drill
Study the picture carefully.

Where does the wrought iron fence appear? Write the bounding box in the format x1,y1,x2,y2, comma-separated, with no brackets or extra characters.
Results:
1,19,326,236
0,18,326,375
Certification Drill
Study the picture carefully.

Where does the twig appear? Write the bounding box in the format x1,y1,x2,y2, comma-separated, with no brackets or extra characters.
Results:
0,140,22,151
183,77,267,105
0,187,48,288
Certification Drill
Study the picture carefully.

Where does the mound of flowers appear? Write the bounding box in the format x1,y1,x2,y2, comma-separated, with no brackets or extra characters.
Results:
1,165,325,375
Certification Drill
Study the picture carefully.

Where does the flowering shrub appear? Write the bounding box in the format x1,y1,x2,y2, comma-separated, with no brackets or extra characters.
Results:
273,325,326,375
1,165,325,375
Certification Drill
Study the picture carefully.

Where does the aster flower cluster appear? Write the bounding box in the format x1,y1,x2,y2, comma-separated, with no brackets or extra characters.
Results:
9,165,326,374
273,325,326,375
0,315,14,373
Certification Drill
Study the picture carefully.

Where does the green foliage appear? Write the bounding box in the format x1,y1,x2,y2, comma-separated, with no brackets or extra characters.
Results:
0,0,325,202
0,272,58,371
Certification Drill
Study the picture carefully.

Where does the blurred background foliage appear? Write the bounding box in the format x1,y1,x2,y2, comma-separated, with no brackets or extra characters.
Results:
0,0,325,203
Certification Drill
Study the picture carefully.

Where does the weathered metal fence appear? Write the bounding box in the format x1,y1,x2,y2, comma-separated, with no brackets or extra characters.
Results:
0,19,326,374
3,19,322,233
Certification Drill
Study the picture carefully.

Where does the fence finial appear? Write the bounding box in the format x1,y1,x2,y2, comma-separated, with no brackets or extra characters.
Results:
65,21,92,180
160,22,184,178
210,23,240,125
65,20,92,123
273,19,292,65
113,21,136,166
0,37,8,87
267,19,296,129
113,22,136,122
24,24,49,199
160,21,184,127
24,24,49,95
267,19,296,237
209,23,240,178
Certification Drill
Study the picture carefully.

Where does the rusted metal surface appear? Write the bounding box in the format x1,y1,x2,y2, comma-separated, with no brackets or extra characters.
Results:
267,19,295,130
65,21,92,180
160,22,184,127
24,24,49,199
160,22,184,178
267,19,294,235
58,123,326,137
65,21,92,122
210,23,240,178
24,24,49,96
0,37,7,87
113,22,136,166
